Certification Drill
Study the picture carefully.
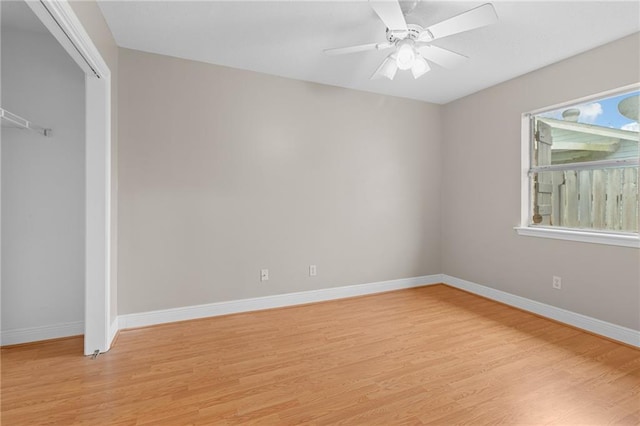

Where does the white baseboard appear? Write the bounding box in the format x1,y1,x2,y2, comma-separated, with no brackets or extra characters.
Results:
118,274,443,330
0,321,84,346
108,318,119,347
442,275,640,348
6,274,637,349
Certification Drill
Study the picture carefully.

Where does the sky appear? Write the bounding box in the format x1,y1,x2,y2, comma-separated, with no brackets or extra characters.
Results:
540,90,639,132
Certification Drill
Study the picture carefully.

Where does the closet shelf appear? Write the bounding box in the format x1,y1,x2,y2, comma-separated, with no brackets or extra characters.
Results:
1,107,52,137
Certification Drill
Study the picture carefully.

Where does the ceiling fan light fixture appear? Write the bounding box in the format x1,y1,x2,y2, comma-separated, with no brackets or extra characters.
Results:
325,0,499,82
372,54,399,80
411,55,430,79
395,39,416,70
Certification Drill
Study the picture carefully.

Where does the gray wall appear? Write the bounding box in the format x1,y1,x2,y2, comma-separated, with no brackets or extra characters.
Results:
117,48,442,314
1,20,85,332
441,33,640,330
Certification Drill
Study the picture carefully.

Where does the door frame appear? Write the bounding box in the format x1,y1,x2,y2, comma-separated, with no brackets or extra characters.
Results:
26,0,113,355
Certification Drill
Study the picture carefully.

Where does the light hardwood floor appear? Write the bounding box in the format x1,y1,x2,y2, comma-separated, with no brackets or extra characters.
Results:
2,284,639,425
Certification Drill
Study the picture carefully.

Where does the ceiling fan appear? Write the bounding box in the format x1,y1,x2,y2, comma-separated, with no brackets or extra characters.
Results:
324,0,498,80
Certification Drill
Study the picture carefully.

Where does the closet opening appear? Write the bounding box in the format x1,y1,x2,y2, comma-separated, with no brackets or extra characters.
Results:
1,0,112,355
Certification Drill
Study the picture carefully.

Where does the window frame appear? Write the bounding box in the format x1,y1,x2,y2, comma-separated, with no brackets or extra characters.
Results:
515,83,640,249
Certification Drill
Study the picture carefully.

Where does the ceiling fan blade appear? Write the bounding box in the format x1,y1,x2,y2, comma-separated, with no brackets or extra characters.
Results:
369,0,408,32
418,3,498,42
417,45,468,69
323,42,393,56
371,54,398,80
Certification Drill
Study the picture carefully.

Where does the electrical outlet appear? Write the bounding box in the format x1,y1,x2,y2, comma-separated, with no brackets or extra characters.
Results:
552,276,562,290
309,265,317,277
261,269,269,282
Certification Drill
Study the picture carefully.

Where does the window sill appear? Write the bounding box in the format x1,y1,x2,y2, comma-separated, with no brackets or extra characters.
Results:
514,226,640,248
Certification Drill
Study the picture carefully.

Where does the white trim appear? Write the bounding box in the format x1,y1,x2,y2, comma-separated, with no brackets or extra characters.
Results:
25,1,109,78
0,322,84,346
514,226,640,248
108,318,119,346
118,275,443,330
443,275,640,348
84,74,112,355
105,273,639,349
520,114,532,228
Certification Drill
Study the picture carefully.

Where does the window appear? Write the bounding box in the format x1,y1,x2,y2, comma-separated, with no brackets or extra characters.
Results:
517,86,639,248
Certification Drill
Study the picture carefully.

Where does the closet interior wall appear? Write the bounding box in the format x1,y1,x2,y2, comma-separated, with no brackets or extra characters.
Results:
1,1,86,342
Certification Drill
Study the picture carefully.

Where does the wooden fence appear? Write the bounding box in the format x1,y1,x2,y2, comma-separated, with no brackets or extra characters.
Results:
549,168,639,232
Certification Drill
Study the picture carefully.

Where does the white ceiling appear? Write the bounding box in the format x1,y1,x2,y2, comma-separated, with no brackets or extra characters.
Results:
97,1,640,105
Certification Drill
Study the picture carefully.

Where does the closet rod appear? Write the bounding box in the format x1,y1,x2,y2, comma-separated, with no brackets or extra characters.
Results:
0,107,52,137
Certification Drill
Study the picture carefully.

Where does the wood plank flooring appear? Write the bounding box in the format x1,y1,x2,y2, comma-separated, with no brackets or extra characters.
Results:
2,284,639,425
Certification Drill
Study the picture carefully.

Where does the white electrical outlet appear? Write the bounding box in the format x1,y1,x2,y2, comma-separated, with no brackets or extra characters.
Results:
261,269,269,282
552,276,562,290
309,265,317,277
